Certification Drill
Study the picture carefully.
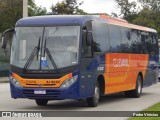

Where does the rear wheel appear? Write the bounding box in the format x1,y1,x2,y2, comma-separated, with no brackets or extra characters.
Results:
35,99,48,106
87,82,100,107
125,75,142,98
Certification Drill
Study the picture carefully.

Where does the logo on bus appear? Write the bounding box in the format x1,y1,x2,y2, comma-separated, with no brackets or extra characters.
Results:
113,58,129,67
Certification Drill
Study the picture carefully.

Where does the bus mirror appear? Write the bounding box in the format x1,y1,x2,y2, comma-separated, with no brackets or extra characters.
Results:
1,35,7,49
86,32,93,46
1,28,14,49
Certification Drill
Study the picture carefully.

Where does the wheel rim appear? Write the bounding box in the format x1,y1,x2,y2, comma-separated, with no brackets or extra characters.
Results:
137,78,141,94
94,85,100,102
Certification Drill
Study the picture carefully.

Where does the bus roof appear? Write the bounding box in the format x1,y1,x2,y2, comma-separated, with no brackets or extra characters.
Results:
16,15,157,33
16,15,100,27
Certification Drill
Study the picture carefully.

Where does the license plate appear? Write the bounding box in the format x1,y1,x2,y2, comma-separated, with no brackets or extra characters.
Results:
34,90,46,94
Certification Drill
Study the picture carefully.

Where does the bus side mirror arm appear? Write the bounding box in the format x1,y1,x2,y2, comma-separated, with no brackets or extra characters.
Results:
1,35,7,49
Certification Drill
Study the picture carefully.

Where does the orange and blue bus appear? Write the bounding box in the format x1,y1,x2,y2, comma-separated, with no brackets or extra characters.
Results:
1,15,159,107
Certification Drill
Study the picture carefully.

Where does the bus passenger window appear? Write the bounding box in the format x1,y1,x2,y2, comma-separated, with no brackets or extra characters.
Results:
141,32,149,54
150,33,158,54
121,27,131,53
131,29,142,54
109,25,122,53
92,21,110,54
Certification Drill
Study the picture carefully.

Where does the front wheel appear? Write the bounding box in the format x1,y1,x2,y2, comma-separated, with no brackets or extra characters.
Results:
35,99,48,106
87,82,100,107
125,75,142,98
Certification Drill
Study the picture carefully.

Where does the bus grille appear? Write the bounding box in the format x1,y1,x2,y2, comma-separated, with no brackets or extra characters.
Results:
22,90,61,99
25,84,56,87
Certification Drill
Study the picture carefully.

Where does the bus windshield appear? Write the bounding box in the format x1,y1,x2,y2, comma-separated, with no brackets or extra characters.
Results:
11,26,80,70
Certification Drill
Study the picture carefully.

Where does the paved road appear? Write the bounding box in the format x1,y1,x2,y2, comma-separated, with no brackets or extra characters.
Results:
0,82,160,120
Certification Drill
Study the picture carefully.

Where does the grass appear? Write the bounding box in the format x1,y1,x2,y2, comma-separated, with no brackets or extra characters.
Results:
129,102,160,120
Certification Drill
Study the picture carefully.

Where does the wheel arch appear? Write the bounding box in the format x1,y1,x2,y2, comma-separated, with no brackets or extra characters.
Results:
97,74,105,96
138,72,143,86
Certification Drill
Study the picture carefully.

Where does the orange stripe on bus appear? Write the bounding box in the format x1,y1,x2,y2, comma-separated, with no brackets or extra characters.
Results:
12,72,72,88
104,53,149,94
99,15,156,32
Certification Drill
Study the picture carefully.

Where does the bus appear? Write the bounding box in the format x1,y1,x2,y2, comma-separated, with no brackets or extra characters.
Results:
1,15,159,107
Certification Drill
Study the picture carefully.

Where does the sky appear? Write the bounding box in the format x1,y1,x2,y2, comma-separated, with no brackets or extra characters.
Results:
35,0,139,15
34,0,119,15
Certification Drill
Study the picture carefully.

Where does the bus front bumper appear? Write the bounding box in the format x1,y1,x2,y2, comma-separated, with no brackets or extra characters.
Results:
10,82,79,100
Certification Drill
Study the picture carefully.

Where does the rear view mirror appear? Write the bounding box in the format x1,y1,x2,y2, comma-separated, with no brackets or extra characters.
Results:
1,28,14,49
1,35,6,49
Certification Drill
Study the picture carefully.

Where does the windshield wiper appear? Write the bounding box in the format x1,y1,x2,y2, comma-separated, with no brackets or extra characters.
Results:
37,37,41,60
23,37,41,73
44,37,59,74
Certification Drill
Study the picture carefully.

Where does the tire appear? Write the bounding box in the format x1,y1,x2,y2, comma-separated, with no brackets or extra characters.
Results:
87,82,100,107
125,75,142,98
35,99,48,106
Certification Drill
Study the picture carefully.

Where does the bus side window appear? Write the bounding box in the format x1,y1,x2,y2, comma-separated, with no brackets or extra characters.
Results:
141,32,150,54
150,33,158,54
121,27,131,53
92,21,110,55
109,25,122,53
131,29,139,53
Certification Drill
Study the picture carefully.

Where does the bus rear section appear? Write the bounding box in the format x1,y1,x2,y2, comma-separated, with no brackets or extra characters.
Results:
1,15,159,107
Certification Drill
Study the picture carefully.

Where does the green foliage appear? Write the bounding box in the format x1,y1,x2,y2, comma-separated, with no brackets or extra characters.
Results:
0,0,23,33
0,0,87,33
0,0,47,33
112,0,138,22
133,8,160,32
133,0,160,37
50,0,87,15
28,0,47,16
138,0,160,12
113,0,160,38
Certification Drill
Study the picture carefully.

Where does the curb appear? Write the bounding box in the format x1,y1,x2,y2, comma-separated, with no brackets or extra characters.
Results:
0,77,9,83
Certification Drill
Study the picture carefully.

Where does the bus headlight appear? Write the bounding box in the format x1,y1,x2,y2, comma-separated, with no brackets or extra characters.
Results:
10,76,22,87
61,75,78,88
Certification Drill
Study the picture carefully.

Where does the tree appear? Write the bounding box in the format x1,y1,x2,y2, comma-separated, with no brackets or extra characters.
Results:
0,0,23,32
0,0,47,33
112,0,138,22
28,0,47,16
113,0,160,37
138,0,160,12
50,0,87,15
133,0,160,37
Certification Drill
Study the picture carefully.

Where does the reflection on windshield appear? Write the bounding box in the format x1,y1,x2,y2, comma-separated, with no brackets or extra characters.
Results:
11,26,80,70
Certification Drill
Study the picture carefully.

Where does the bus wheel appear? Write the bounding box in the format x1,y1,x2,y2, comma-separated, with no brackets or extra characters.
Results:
125,75,142,98
87,82,100,107
35,99,48,106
